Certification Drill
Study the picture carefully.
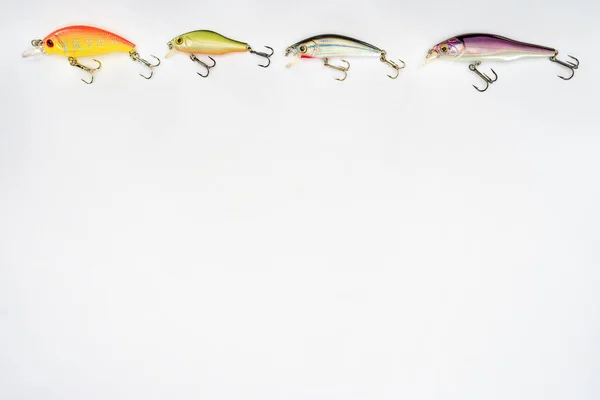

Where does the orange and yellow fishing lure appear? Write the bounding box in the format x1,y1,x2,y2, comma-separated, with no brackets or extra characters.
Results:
23,25,160,84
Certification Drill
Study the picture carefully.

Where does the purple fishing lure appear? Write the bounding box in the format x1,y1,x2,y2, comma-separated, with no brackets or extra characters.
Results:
426,33,579,92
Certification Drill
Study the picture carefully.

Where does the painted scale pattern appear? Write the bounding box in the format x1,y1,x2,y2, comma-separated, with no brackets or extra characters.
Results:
458,34,556,62
42,25,136,58
300,35,382,58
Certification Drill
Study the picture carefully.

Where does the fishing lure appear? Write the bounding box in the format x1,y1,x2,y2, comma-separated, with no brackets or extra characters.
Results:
165,30,274,77
285,34,405,81
22,25,160,84
425,33,579,92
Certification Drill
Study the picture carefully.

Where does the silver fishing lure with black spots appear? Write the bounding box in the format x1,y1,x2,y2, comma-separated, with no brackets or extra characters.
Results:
285,34,405,81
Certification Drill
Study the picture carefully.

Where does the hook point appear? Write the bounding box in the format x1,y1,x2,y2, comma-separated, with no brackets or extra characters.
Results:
323,58,350,81
190,53,212,77
469,62,497,93
550,52,579,81
249,45,274,68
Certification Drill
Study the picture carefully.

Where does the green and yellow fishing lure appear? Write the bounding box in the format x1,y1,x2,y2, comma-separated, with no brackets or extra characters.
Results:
166,30,274,77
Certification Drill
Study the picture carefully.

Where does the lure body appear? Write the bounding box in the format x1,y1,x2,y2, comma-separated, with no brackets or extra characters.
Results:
164,30,273,77
31,25,136,58
284,33,404,81
285,34,382,59
425,33,578,92
166,30,249,56
426,33,556,64
23,25,160,84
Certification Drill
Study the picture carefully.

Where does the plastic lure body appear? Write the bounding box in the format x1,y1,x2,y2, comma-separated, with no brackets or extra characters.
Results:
22,25,160,84
285,34,382,59
285,34,405,81
425,33,556,64
166,30,249,56
165,30,274,77
425,33,579,92
23,25,136,58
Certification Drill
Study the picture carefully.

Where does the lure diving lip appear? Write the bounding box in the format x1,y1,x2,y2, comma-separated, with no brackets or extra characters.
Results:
425,33,579,92
284,34,405,81
165,30,274,78
22,25,160,84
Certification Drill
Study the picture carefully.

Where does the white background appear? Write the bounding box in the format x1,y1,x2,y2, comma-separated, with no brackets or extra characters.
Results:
1,0,599,399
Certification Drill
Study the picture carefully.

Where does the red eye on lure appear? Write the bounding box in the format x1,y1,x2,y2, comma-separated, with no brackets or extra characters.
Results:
22,25,160,84
424,33,579,92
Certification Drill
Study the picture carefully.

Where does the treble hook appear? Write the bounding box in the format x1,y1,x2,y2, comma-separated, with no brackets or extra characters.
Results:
190,54,216,78
380,51,406,79
550,52,579,81
324,58,351,82
129,50,161,80
248,46,274,68
68,57,102,84
469,61,498,92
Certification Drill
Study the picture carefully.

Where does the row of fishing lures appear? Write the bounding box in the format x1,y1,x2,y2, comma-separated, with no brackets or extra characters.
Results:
23,25,580,92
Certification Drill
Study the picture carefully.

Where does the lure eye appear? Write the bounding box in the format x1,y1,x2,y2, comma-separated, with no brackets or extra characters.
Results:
46,39,54,48
440,45,448,53
176,37,183,45
299,45,307,53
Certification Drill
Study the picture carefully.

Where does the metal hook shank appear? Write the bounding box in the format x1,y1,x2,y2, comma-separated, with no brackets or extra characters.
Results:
380,51,406,80
324,58,350,82
469,62,498,92
68,57,102,84
129,50,161,80
550,52,579,81
248,46,274,68
190,54,216,78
